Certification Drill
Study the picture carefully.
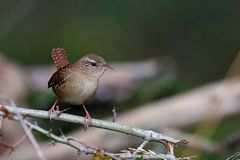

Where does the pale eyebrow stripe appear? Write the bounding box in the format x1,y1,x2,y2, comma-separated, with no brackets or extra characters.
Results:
84,57,97,63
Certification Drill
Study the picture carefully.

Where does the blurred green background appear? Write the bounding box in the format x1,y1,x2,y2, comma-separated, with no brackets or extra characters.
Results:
0,0,240,159
0,0,239,86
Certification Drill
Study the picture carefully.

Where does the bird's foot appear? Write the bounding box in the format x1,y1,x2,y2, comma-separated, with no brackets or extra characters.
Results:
81,104,92,130
83,112,92,130
48,106,72,122
48,99,59,122
48,106,60,122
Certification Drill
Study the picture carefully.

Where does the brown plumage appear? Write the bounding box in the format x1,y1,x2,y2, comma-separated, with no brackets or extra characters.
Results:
48,64,71,89
48,48,112,124
51,48,69,69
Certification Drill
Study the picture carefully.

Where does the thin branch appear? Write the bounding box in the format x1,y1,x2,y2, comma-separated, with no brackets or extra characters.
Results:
20,120,46,160
6,99,46,160
0,105,187,147
6,115,121,160
226,152,240,160
119,148,195,160
0,105,190,159
7,115,183,160
112,106,117,122
137,139,150,150
24,120,118,159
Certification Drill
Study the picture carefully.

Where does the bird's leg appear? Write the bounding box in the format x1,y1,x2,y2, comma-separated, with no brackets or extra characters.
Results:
48,99,59,121
82,103,91,129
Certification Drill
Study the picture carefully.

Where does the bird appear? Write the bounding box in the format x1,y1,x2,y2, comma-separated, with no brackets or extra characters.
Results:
47,48,112,125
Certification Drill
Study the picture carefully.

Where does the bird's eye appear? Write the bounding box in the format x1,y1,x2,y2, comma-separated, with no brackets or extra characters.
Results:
91,62,97,67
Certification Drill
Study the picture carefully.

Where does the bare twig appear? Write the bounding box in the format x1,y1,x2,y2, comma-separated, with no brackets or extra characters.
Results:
120,148,195,160
162,127,217,153
23,120,120,160
0,104,189,159
226,152,240,160
6,116,119,159
6,99,46,160
112,106,117,122
137,139,150,150
0,105,187,146
7,115,182,160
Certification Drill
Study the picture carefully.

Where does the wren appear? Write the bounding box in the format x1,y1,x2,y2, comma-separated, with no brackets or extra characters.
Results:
48,48,112,124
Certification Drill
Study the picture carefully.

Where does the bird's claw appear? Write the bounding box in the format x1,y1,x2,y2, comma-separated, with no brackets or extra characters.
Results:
83,114,91,130
48,106,60,122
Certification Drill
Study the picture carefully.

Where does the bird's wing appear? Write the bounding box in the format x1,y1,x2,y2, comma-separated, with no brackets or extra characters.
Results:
48,65,70,88
51,48,69,69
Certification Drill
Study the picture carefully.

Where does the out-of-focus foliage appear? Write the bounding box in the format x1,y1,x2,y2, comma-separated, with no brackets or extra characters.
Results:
0,0,239,86
0,1,239,160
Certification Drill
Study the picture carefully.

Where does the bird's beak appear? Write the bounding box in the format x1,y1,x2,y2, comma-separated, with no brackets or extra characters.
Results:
102,64,113,70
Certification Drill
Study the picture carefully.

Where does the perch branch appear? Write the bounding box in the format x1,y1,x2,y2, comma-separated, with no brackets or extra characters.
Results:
0,105,187,146
10,101,46,160
10,117,120,160
137,139,150,150
0,97,46,160
0,105,191,160
0,104,188,159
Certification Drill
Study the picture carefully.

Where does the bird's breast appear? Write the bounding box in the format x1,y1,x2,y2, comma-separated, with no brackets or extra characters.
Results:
53,74,98,105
